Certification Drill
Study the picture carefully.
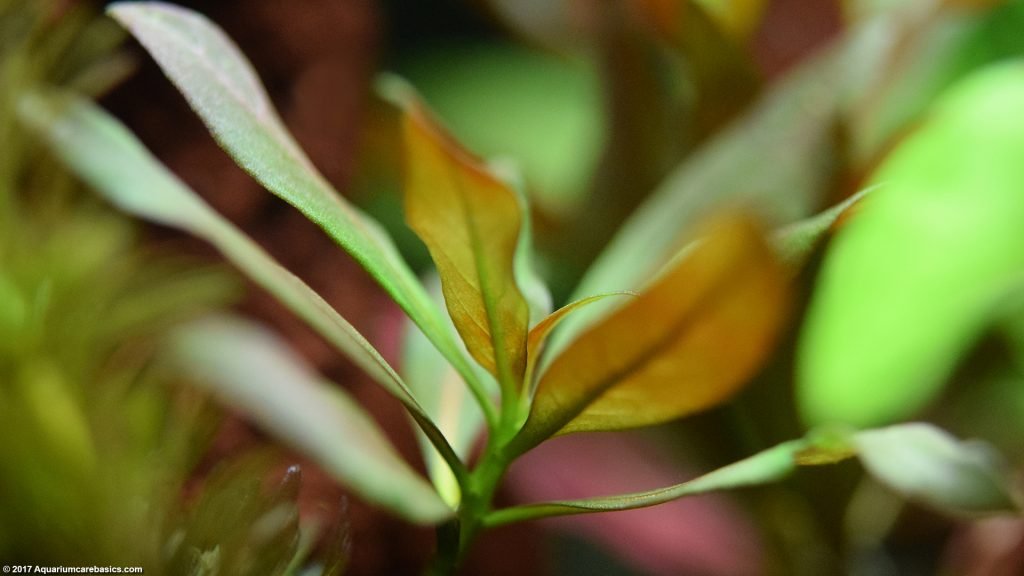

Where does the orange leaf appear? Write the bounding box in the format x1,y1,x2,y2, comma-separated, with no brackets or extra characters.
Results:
513,215,787,451
396,88,530,391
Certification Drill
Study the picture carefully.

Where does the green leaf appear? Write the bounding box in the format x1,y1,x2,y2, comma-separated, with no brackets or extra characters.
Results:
854,423,1021,515
769,187,874,268
383,78,532,405
484,439,804,527
20,91,465,482
105,2,479,398
510,216,787,453
171,316,453,524
798,61,1024,428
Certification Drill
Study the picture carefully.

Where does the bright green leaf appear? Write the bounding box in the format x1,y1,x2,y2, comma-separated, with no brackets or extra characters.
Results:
20,91,464,481
172,316,453,524
798,61,1024,428
384,79,531,403
511,216,787,453
105,2,478,397
855,423,1021,515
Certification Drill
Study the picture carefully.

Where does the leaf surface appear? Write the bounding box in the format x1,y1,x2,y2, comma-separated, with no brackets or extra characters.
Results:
173,316,452,524
106,2,475,390
386,80,531,394
798,62,1024,427
512,216,787,451
855,423,1020,515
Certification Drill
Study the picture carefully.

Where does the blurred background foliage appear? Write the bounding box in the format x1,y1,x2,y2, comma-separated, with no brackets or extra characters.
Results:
6,0,1024,574
0,1,348,573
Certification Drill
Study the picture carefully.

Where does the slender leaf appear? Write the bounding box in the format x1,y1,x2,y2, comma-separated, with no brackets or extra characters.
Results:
172,316,452,524
384,78,531,402
105,2,478,395
20,91,465,482
798,62,1024,427
485,439,804,527
510,216,787,453
855,423,1021,515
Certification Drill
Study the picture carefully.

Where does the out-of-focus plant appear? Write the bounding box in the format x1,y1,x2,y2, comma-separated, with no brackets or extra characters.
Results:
24,2,1024,573
1,2,347,573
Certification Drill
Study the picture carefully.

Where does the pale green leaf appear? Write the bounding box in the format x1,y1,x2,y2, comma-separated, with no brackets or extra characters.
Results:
106,2,478,395
20,91,464,480
798,62,1024,427
172,316,453,524
484,439,804,527
855,423,1021,515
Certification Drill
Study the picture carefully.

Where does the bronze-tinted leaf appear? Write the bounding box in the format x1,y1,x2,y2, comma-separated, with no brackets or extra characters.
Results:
513,216,787,451
392,83,530,392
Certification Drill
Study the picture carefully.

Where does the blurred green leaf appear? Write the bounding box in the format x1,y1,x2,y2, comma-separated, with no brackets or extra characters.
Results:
769,187,874,268
172,315,453,524
106,2,480,397
843,0,1024,163
551,36,846,355
798,61,1024,427
167,456,302,576
512,216,787,452
854,423,1021,515
21,91,464,481
385,79,530,401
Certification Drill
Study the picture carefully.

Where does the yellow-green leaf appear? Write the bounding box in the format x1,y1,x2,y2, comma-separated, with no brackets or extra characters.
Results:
390,83,530,394
512,216,787,452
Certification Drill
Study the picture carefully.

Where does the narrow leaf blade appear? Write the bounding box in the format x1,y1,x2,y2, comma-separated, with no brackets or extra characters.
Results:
485,439,803,526
20,92,464,474
106,2,472,388
173,316,452,524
